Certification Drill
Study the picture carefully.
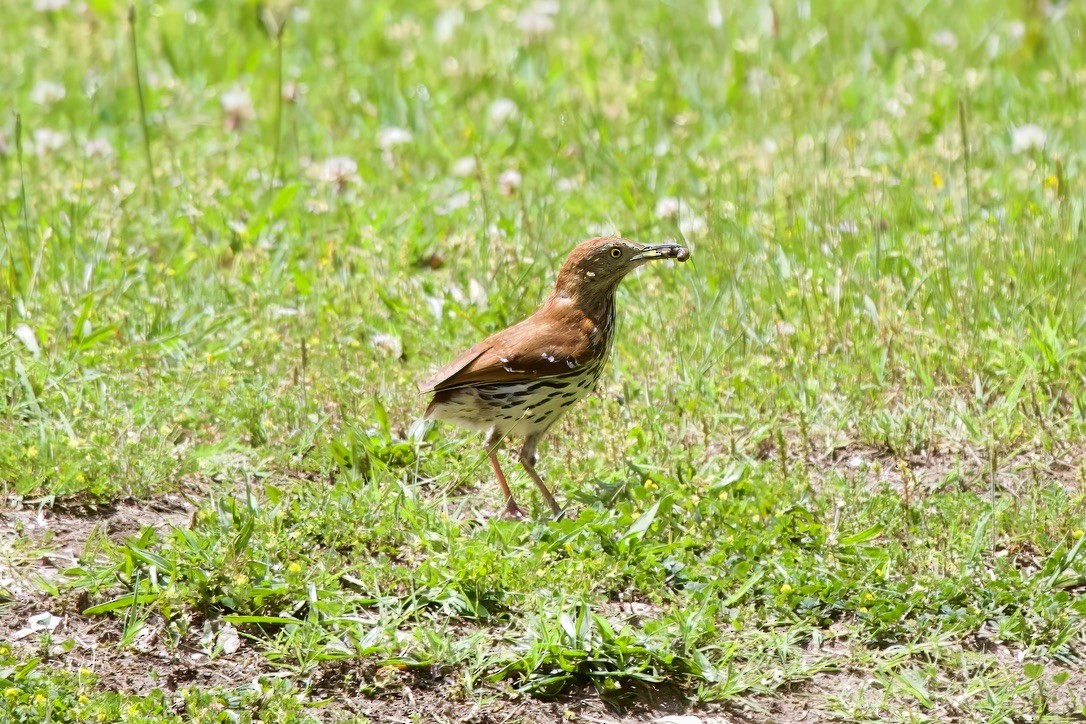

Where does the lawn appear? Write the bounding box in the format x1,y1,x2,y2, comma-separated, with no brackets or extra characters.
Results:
2,0,1086,721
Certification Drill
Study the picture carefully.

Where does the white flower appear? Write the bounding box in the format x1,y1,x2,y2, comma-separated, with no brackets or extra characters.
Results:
586,222,619,237
654,197,683,219
1007,20,1026,42
656,197,707,237
775,321,796,337
424,295,445,320
516,10,555,39
434,8,463,44
318,156,357,180
30,81,65,106
377,126,413,149
84,137,113,157
385,19,422,43
1011,124,1046,154
488,98,519,127
112,179,136,201
220,86,255,131
883,98,906,119
370,333,403,359
33,128,66,153
707,0,723,28
220,86,253,116
14,324,40,358
931,30,958,50
498,169,521,195
282,82,305,103
378,127,412,170
745,67,775,97
531,0,560,13
679,214,708,237
312,156,358,192
468,278,488,309
33,0,67,10
451,156,477,177
438,191,470,215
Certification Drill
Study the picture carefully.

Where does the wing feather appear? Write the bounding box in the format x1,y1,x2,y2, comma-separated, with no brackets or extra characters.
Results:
418,310,597,393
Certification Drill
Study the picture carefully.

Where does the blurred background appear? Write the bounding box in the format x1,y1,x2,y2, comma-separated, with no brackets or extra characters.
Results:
5,0,1084,496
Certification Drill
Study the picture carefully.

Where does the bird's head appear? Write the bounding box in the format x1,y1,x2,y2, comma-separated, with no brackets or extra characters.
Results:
553,236,689,303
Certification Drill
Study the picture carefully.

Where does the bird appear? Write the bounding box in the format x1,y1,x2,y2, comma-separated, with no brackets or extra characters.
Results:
419,236,690,519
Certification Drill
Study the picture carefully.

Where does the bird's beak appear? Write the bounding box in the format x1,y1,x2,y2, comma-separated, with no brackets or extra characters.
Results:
632,243,690,262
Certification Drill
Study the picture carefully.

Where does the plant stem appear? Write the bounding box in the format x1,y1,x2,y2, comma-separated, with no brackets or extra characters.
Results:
128,4,159,209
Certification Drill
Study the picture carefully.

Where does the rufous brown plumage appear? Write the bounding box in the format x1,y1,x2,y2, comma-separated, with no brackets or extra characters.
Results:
420,236,689,519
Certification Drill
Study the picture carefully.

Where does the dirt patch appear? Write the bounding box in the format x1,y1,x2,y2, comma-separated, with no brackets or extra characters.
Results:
1,591,271,695
1,588,728,723
2,492,197,593
6,492,199,542
310,662,727,723
962,629,1086,718
738,636,1086,723
1,491,268,710
4,466,1084,723
739,671,873,723
2,572,726,724
804,441,1086,498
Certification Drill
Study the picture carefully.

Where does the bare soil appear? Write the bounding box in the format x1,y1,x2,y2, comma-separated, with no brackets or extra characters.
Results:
1,589,733,722
2,445,1084,723
0,492,731,723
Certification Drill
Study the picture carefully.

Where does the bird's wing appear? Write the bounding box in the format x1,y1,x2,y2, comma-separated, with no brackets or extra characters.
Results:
417,316,593,393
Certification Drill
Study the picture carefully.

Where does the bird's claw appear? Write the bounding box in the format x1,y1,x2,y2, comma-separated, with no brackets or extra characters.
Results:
501,501,528,520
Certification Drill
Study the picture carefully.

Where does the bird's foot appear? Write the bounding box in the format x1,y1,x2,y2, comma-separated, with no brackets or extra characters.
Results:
500,500,528,520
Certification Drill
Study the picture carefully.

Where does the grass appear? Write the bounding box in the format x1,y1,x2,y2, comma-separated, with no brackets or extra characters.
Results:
3,0,1086,721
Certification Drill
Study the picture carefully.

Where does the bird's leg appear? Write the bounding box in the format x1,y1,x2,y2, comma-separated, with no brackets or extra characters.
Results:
518,435,562,517
488,453,526,520
485,428,525,520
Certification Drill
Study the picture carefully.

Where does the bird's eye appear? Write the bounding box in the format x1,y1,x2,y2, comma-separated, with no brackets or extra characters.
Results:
610,248,622,258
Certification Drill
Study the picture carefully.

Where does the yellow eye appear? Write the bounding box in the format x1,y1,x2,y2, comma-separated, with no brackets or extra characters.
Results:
610,248,622,258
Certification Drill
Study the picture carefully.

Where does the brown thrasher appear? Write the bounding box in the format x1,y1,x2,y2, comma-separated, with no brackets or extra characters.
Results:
419,236,690,519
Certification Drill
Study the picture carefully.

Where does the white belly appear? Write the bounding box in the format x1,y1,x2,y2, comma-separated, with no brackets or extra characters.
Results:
427,366,602,437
